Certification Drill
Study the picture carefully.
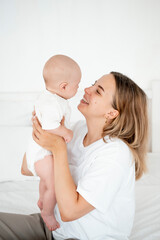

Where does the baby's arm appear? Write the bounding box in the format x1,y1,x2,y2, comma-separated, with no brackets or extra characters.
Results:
46,125,73,143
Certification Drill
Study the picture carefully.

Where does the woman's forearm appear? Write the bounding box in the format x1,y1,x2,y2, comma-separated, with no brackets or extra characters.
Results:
53,146,79,221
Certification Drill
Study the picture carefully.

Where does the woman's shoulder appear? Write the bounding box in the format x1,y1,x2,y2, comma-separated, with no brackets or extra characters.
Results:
101,137,134,168
116,138,134,167
105,136,131,152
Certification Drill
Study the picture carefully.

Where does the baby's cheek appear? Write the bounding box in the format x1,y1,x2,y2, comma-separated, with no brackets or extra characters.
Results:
75,88,78,94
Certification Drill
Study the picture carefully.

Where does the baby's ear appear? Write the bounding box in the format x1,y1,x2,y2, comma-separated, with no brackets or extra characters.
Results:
59,82,68,90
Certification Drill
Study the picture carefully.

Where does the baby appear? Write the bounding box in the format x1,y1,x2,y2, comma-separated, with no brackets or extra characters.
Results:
21,55,81,231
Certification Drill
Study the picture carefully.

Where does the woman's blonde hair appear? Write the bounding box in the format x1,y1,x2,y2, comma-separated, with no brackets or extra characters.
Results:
102,72,149,180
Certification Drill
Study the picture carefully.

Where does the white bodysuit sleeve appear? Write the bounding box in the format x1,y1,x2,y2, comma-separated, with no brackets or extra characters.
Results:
38,102,63,130
77,150,125,213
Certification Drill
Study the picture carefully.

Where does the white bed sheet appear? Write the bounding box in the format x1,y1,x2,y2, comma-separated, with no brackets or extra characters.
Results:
0,158,160,240
130,181,160,240
130,155,160,240
0,180,40,215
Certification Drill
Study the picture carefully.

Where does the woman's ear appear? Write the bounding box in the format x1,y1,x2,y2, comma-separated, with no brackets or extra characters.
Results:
59,82,68,90
105,109,119,120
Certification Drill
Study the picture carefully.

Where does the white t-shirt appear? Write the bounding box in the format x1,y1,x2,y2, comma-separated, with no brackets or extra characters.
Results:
26,90,71,175
53,121,135,240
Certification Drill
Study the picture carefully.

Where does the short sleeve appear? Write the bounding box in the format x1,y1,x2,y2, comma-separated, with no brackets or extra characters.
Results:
39,103,63,130
77,151,124,213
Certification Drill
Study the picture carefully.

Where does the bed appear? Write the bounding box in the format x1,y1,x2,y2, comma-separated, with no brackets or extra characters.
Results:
0,82,160,240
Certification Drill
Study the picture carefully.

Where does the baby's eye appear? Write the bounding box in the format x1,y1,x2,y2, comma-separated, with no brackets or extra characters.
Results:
96,89,100,95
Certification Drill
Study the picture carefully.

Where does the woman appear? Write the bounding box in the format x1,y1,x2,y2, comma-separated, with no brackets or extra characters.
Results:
0,72,148,240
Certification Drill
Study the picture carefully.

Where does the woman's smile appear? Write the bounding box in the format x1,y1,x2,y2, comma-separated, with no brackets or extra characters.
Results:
80,96,89,105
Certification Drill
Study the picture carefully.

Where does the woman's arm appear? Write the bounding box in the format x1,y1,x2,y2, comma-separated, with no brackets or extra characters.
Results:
32,118,94,221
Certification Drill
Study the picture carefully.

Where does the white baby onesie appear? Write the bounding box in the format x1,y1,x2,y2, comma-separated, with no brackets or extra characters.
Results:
26,89,71,176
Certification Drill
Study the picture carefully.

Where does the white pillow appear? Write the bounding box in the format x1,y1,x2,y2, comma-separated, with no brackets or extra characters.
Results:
0,126,37,181
0,93,38,126
0,91,84,126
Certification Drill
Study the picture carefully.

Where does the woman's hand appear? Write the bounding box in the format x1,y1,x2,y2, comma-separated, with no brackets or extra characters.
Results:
32,117,66,155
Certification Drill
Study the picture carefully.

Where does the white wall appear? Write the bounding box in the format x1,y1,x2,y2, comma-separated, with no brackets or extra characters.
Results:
0,0,160,92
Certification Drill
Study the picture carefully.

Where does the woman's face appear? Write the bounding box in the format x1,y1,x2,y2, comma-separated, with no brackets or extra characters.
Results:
78,74,117,121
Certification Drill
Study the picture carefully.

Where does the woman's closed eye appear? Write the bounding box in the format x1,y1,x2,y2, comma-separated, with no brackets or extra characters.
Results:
91,82,101,95
96,89,101,94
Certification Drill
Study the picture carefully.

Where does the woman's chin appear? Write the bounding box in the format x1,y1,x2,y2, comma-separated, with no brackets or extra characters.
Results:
78,103,85,113
78,104,88,119
77,103,82,111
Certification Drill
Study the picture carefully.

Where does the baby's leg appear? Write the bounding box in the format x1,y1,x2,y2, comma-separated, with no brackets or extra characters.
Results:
34,155,60,231
37,179,46,210
21,153,34,176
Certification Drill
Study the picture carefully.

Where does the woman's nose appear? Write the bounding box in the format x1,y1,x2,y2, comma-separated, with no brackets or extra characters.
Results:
84,86,92,95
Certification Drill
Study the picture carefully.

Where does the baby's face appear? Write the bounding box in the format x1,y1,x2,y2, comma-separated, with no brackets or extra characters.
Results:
65,78,81,99
61,66,81,99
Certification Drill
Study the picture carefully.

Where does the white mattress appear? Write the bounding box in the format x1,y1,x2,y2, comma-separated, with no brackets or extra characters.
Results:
0,157,160,240
0,180,40,215
130,180,160,239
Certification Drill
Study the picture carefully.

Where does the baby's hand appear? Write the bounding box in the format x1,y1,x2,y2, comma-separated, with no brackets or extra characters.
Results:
32,108,36,122
64,129,73,143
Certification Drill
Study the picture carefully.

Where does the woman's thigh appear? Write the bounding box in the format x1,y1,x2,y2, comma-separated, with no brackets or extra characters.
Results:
0,212,53,240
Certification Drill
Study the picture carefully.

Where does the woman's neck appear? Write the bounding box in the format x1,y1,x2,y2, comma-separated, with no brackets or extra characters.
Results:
83,118,104,147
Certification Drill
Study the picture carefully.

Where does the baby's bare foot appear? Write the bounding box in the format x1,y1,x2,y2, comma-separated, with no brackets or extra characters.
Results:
41,212,60,231
37,199,43,210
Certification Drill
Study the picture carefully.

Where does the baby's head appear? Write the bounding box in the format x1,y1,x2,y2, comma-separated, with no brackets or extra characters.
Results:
43,55,81,99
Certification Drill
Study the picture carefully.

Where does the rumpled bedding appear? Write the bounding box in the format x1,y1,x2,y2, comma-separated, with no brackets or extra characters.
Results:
0,157,160,240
